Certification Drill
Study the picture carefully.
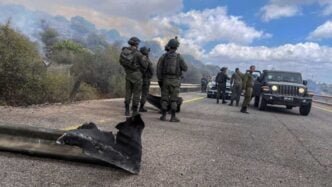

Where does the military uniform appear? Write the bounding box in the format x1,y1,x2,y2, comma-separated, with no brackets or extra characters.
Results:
157,47,187,122
216,70,230,104
201,77,208,92
229,72,243,106
241,72,254,113
139,53,153,112
120,37,147,116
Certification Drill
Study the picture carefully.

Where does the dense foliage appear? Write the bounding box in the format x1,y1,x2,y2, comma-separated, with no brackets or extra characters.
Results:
0,23,218,106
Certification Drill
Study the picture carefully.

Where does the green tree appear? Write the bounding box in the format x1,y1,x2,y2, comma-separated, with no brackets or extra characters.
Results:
52,40,85,65
0,23,46,105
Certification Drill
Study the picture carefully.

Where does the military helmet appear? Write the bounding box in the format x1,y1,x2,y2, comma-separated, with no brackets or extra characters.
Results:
140,46,150,55
167,37,180,49
128,37,141,46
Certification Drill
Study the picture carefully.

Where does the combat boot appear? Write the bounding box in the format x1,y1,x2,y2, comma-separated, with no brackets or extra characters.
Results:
139,104,147,112
216,98,219,104
170,110,180,122
240,107,249,114
160,110,167,121
132,106,139,116
229,100,233,106
125,104,130,116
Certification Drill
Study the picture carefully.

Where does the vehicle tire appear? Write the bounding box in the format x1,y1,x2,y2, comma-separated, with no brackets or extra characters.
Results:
300,103,311,116
286,106,293,110
258,94,267,111
254,96,259,107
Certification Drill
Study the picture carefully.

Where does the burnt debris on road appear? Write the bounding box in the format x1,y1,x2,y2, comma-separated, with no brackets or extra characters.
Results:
0,115,145,174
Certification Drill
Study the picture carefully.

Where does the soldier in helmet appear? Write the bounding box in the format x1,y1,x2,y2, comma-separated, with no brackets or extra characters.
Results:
215,67,230,104
229,68,243,106
241,65,256,114
119,37,147,116
157,37,188,122
139,47,154,112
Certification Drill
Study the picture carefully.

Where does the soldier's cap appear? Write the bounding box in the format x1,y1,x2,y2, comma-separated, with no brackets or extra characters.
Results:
140,46,150,55
128,37,141,46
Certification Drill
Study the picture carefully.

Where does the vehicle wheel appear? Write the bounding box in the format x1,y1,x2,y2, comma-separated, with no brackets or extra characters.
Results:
300,103,311,116
286,106,293,110
254,96,259,107
258,94,267,111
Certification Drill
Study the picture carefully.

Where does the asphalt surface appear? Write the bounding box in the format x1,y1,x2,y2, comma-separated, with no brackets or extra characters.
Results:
0,92,331,186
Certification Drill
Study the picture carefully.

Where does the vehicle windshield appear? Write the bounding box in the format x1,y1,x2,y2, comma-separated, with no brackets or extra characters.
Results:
265,72,302,84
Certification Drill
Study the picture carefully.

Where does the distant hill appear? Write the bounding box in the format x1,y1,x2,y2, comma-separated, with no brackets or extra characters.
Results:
0,4,219,84
0,4,124,45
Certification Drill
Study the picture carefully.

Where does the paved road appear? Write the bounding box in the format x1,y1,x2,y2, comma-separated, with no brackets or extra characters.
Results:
0,92,331,186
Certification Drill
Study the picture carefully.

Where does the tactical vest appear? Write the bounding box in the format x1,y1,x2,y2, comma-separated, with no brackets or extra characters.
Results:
119,47,140,75
162,52,180,77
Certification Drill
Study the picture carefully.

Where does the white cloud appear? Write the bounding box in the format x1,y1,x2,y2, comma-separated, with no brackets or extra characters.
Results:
308,20,332,40
260,0,332,21
167,7,268,45
206,42,332,82
208,42,330,63
150,7,269,59
260,4,299,22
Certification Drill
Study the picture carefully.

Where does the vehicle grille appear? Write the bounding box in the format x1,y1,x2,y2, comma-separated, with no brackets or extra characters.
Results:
275,85,303,96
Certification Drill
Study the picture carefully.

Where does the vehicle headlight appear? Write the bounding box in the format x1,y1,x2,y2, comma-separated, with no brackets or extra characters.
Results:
271,85,278,91
299,88,305,94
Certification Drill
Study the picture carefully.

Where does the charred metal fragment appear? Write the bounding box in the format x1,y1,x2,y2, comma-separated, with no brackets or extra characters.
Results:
146,94,183,112
57,115,145,174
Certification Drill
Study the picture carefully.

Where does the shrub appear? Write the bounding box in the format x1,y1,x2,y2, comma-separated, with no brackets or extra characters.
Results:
0,22,47,106
43,72,72,103
74,83,99,101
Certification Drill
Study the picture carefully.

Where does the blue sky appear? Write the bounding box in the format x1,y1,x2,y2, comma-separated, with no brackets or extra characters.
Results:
185,0,331,46
0,0,332,82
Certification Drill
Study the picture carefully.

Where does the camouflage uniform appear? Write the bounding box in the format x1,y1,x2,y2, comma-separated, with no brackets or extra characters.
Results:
229,72,243,106
157,49,187,122
241,72,254,111
215,69,230,104
139,54,153,112
120,43,147,116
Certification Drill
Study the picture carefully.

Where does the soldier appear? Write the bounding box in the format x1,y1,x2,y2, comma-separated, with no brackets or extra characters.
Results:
139,47,154,112
119,37,147,116
241,65,256,114
201,76,208,92
229,68,243,106
157,37,188,122
215,67,230,104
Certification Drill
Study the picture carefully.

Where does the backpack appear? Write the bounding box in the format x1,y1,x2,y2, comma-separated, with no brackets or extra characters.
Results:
120,47,137,69
162,52,180,76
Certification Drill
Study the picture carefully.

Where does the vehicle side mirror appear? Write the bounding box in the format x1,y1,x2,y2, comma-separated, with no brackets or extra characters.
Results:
303,80,308,86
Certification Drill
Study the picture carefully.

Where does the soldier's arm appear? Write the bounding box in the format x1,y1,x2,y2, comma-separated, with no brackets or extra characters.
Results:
148,60,154,76
156,55,164,81
230,74,234,85
242,74,248,90
178,55,188,72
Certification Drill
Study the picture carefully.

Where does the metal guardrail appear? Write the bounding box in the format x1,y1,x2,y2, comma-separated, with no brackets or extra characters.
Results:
149,82,201,95
313,95,332,105
150,82,200,89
